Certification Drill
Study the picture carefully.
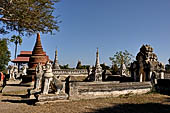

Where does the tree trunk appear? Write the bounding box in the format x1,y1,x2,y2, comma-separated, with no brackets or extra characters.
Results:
14,42,18,59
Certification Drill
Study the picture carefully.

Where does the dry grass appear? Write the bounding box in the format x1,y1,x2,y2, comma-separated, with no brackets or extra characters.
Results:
0,93,170,113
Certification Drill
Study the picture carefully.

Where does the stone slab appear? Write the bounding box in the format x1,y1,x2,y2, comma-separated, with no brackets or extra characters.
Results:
35,100,70,105
69,81,152,100
35,93,68,102
2,80,33,95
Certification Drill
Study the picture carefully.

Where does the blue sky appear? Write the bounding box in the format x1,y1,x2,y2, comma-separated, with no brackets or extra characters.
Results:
2,0,170,67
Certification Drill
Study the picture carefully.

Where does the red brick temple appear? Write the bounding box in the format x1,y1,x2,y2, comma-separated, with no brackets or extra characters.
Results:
12,51,32,72
12,51,32,64
23,33,49,83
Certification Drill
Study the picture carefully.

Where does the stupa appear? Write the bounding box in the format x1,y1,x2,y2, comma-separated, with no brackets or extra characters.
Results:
23,33,49,83
94,48,103,81
28,33,49,69
52,49,60,69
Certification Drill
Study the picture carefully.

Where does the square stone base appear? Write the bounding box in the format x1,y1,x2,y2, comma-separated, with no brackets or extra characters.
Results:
35,93,68,102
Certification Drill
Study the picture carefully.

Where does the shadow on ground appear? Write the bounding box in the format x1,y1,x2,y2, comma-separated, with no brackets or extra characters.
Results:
2,94,30,98
1,99,36,105
1,93,36,105
87,103,170,113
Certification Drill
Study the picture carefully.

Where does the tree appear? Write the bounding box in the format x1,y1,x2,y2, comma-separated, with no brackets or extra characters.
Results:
165,64,170,73
165,58,170,72
109,50,134,68
60,64,69,69
0,0,59,36
76,60,82,69
76,60,90,69
10,35,22,59
0,38,11,72
111,64,118,74
100,63,110,70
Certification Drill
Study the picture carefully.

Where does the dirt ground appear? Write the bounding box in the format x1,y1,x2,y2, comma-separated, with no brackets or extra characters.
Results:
0,93,170,113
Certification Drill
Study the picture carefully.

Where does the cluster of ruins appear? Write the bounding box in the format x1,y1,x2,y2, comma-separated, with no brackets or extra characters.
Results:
6,33,167,102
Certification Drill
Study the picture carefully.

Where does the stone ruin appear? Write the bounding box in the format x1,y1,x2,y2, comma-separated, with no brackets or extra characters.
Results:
29,61,68,102
94,48,103,81
85,48,103,81
130,44,165,83
120,63,127,76
7,34,166,103
7,64,27,80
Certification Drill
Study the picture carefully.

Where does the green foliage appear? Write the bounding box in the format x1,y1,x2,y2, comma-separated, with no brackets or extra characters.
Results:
10,35,22,45
76,60,82,69
165,64,170,73
0,38,11,72
76,60,90,69
111,64,118,74
109,50,134,68
0,0,59,36
60,64,69,69
100,63,110,70
10,35,22,58
80,65,90,69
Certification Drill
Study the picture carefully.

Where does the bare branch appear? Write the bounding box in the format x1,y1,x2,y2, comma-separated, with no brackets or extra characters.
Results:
0,17,18,21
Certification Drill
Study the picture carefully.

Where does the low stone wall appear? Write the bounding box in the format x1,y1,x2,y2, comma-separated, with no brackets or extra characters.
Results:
69,82,152,100
53,69,88,81
53,69,88,75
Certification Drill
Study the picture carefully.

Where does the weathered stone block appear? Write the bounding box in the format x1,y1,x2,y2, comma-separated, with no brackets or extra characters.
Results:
35,93,68,102
68,82,152,100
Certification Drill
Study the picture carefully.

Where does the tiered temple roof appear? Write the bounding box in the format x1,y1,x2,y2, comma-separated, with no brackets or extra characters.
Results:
12,51,32,63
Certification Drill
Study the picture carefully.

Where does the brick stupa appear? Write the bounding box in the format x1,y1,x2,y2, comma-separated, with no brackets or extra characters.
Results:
23,33,49,83
28,33,49,68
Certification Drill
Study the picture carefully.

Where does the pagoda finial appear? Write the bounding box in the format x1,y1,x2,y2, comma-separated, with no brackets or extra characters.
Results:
55,49,58,56
36,33,41,45
37,32,40,38
95,48,100,68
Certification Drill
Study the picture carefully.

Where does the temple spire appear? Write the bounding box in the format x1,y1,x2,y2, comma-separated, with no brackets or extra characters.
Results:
32,33,44,55
94,48,102,81
53,49,60,69
95,48,101,68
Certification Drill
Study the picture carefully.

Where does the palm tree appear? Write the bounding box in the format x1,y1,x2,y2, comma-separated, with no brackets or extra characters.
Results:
10,35,22,59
